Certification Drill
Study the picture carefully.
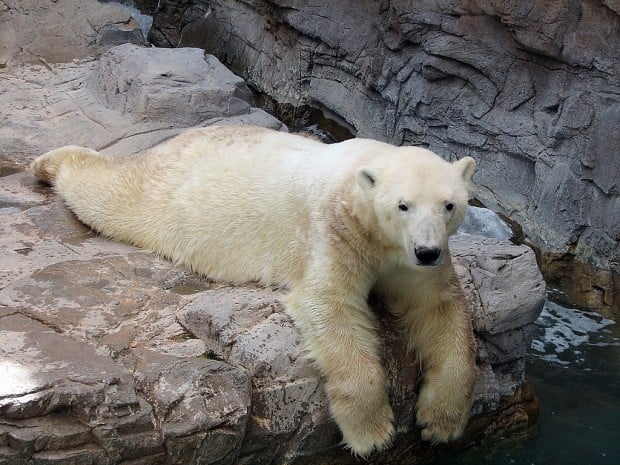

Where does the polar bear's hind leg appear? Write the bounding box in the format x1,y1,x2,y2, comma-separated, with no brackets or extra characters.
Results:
30,146,149,244
32,146,102,185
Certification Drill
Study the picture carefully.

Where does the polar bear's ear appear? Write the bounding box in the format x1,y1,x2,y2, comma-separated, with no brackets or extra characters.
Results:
453,156,476,182
356,167,378,193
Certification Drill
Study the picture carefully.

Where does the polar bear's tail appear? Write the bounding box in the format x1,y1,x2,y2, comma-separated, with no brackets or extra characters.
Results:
31,146,101,184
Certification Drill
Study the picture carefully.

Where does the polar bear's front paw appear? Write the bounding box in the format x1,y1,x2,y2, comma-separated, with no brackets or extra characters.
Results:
416,407,467,444
339,403,395,457
415,386,470,443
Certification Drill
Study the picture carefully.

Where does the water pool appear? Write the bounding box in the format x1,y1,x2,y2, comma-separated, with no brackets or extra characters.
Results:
438,299,620,465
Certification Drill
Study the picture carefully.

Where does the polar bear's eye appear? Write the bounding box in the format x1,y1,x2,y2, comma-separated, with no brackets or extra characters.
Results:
445,203,455,212
398,203,409,212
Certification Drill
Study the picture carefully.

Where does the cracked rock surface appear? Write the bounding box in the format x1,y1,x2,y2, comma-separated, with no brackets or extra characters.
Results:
148,0,620,313
1,1,545,463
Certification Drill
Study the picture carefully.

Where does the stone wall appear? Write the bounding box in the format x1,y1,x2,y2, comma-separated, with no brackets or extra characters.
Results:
146,0,620,313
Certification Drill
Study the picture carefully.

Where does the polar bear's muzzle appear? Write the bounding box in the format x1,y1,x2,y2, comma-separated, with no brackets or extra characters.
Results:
414,246,442,266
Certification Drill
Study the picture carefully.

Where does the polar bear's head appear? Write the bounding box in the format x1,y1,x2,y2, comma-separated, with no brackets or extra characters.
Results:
356,148,475,268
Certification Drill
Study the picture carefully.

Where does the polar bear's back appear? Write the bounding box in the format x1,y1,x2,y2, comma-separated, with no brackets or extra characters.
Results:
145,126,346,286
44,126,359,288
154,125,354,181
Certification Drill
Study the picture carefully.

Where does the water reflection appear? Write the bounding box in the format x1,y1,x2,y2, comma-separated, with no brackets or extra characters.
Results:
530,301,619,366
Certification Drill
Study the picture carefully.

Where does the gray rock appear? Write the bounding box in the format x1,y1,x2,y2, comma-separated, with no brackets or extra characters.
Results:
0,43,283,169
0,313,160,464
451,236,546,335
178,288,335,463
131,351,252,465
454,236,545,397
0,0,146,67
458,206,513,241
150,0,620,312
0,227,252,465
88,44,253,127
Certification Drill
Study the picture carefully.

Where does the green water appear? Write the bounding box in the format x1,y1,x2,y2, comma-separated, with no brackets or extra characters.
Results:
438,300,620,465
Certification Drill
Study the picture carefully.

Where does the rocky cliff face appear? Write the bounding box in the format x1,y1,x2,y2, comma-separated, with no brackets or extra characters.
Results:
146,0,620,313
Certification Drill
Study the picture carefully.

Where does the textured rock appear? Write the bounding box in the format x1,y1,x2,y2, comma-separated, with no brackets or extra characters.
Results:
0,0,146,67
0,309,250,464
148,0,620,313
458,206,513,241
178,287,337,464
0,43,283,170
0,207,252,465
131,352,252,465
88,45,254,127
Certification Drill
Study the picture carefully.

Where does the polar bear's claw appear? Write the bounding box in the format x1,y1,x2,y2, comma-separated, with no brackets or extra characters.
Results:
416,401,468,444
342,416,395,458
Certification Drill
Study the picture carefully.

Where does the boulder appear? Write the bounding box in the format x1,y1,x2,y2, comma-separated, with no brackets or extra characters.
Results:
0,0,146,67
0,42,283,170
458,206,513,241
147,0,620,313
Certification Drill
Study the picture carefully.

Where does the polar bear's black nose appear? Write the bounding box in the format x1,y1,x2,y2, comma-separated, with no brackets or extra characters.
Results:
415,247,441,266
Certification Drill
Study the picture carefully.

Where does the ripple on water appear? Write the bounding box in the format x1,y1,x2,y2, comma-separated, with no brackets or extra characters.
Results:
530,300,619,366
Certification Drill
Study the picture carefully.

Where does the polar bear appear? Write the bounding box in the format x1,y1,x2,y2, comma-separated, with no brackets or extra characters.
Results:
32,125,478,456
